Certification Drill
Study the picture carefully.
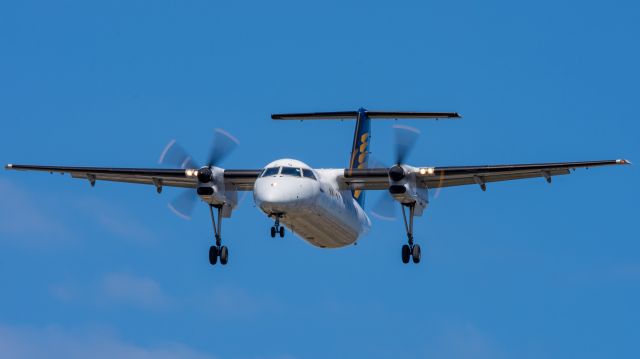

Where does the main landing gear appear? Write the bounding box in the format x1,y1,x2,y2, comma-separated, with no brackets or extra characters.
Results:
270,215,285,238
400,204,421,264
208,204,229,266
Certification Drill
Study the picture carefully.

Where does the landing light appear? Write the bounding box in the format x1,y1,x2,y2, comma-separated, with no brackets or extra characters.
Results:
185,169,196,176
419,167,435,175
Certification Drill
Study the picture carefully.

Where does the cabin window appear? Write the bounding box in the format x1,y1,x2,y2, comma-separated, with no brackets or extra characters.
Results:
302,169,317,180
261,167,280,177
280,166,302,177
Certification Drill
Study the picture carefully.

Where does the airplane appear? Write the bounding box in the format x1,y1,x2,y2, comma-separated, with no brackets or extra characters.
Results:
5,108,630,266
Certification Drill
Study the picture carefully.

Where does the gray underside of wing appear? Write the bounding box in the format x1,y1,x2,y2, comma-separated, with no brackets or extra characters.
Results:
67,172,196,188
340,170,570,190
420,168,570,188
340,159,628,190
6,164,261,191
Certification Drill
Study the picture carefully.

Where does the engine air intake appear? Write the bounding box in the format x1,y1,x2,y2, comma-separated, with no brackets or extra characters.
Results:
197,187,214,196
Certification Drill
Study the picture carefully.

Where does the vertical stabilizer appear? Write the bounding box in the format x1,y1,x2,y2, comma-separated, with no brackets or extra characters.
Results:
348,108,370,207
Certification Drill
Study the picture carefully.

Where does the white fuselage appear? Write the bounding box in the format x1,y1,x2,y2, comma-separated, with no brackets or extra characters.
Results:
253,159,371,248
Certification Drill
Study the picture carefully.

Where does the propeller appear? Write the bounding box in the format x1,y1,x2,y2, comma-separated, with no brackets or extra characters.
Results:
370,193,398,221
370,124,440,221
158,128,240,220
168,188,199,220
393,124,420,165
158,140,198,169
207,128,240,167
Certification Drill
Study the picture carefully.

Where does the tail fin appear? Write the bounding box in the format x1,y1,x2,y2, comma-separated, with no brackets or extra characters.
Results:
271,109,461,207
349,108,370,206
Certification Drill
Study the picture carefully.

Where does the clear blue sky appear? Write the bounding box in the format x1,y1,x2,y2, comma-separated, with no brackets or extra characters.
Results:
1,1,638,358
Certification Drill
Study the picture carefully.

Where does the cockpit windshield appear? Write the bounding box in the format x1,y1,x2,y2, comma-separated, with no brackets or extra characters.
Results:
261,166,316,180
261,167,280,177
302,169,316,180
280,167,302,177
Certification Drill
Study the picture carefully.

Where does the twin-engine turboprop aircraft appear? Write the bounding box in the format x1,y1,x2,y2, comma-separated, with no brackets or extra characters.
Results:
5,109,630,266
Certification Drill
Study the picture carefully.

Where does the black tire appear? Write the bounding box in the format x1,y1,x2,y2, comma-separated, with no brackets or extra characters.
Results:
279,226,285,238
209,246,218,265
412,244,421,264
401,244,411,264
270,226,276,238
219,246,229,265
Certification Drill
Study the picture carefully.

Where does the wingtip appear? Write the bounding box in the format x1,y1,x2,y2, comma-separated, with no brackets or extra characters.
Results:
5,163,13,170
617,159,632,165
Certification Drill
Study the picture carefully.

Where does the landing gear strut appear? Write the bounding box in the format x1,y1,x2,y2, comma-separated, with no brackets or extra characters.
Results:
400,204,421,264
270,215,285,238
208,204,229,265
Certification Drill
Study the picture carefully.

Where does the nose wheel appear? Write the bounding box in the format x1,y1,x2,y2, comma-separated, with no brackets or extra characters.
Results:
400,204,421,264
270,215,285,238
208,205,229,266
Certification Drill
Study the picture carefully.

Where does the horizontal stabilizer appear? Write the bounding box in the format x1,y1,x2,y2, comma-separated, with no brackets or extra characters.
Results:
272,111,360,120
368,111,461,119
272,110,461,120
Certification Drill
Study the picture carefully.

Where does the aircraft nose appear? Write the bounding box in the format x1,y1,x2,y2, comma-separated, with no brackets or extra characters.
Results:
254,179,296,213
253,178,317,213
257,183,284,204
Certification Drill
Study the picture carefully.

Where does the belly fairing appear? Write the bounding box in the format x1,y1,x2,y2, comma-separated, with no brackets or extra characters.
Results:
280,190,370,248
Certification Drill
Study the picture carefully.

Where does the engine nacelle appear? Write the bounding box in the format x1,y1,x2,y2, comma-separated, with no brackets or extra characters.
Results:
194,166,237,216
388,164,428,216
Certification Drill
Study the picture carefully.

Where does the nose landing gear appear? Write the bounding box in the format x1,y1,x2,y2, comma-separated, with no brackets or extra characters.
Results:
270,215,285,238
208,204,229,266
400,204,421,264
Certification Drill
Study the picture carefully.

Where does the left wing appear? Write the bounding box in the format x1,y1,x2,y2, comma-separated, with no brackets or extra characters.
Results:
4,164,261,191
341,159,630,191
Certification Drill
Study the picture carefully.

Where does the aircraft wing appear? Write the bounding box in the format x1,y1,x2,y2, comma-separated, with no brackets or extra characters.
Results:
6,159,629,193
341,159,630,191
4,164,261,191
